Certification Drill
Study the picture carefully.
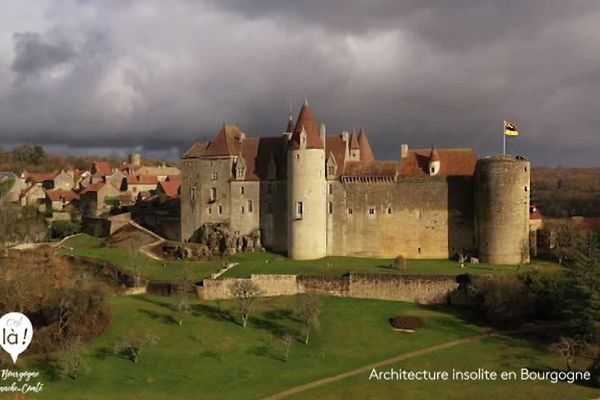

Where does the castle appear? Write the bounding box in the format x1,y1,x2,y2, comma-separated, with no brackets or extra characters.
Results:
180,101,530,264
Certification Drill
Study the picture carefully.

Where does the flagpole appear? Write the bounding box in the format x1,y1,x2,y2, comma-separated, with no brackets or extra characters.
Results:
502,119,506,155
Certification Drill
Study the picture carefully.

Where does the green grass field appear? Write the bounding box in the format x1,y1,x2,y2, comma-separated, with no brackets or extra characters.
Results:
28,295,484,400
60,234,223,281
223,252,563,278
21,294,598,400
60,234,563,282
286,335,600,400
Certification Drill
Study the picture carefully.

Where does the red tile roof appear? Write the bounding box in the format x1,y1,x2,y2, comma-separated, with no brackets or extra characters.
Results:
127,175,159,185
182,142,209,158
288,101,323,150
202,125,243,157
158,180,180,197
25,171,58,183
92,161,112,177
342,161,398,178
325,135,347,177
529,205,543,220
357,128,375,161
166,174,181,181
398,148,476,176
46,189,79,202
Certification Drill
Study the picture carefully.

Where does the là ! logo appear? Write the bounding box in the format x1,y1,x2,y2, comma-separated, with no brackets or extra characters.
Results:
0,313,33,363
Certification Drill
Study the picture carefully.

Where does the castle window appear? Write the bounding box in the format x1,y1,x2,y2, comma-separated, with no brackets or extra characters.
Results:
296,154,300,160
369,208,375,215
267,183,272,194
418,209,423,219
210,187,217,201
327,166,335,176
328,202,333,214
247,200,253,213
266,201,273,214
241,206,245,214
190,187,196,200
240,186,245,195
208,207,212,215
387,208,392,214
328,184,333,194
348,208,353,215
524,166,528,172
218,205,223,214
524,186,528,192
418,247,422,255
211,171,218,180
295,201,304,219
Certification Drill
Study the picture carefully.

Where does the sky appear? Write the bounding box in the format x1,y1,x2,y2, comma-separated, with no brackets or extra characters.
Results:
0,0,599,167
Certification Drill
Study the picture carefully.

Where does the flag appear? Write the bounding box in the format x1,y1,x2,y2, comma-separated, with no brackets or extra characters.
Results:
504,120,519,136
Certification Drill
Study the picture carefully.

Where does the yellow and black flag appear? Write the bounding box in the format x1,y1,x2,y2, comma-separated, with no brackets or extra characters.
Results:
504,120,519,136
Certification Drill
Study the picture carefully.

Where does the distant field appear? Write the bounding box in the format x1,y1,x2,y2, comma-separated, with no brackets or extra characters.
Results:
60,234,564,281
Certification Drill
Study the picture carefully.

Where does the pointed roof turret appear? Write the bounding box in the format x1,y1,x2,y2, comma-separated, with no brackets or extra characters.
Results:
349,132,360,150
285,115,294,133
429,145,440,162
357,128,375,161
288,100,323,149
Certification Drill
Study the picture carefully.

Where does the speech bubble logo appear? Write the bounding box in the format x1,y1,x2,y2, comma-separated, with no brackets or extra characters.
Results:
0,312,33,364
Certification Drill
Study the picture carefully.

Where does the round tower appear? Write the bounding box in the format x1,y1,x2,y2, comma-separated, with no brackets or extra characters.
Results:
287,101,327,260
475,155,530,264
129,153,142,167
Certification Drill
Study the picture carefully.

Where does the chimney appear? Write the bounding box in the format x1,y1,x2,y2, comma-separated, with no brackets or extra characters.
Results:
342,130,350,159
238,131,246,143
400,144,409,158
319,123,326,146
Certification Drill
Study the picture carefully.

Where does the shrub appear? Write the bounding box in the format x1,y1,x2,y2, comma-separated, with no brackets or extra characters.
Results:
589,353,600,388
469,275,534,327
392,255,406,270
389,315,425,330
50,221,81,239
520,271,569,320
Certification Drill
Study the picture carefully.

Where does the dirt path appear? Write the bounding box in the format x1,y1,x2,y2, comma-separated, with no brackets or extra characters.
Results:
261,333,493,400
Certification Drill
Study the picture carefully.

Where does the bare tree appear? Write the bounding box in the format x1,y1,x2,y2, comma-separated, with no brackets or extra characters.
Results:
229,280,262,328
56,337,86,380
281,333,292,362
173,267,195,325
553,336,583,371
295,293,322,344
545,220,584,265
113,333,158,363
127,237,144,287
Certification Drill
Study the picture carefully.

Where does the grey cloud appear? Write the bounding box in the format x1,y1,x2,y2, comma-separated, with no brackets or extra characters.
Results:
0,0,599,166
11,32,76,78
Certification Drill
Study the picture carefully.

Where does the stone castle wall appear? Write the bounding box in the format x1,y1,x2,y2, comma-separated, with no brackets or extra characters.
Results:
197,273,459,304
327,176,474,259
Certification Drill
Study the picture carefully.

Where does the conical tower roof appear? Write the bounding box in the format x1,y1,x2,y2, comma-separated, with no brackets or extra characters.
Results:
288,101,323,149
357,128,375,161
429,145,440,162
349,132,360,150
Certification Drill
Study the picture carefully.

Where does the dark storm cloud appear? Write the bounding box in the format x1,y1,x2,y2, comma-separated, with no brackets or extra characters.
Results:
12,32,76,78
0,0,599,166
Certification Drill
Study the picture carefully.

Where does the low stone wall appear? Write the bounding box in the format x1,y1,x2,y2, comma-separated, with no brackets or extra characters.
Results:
348,273,458,303
197,273,461,304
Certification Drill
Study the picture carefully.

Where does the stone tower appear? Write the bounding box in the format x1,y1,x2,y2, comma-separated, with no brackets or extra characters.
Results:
129,153,142,167
475,155,530,264
287,101,327,260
